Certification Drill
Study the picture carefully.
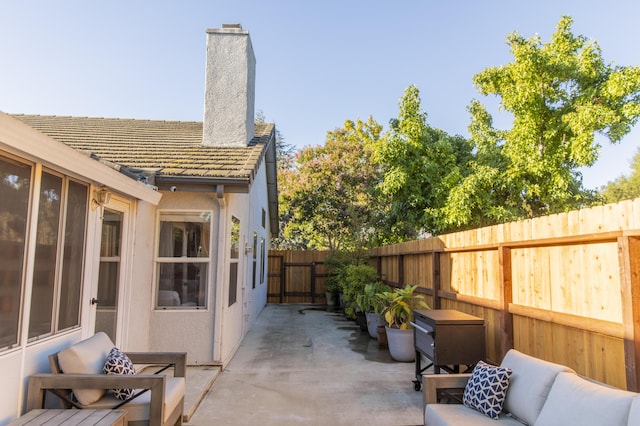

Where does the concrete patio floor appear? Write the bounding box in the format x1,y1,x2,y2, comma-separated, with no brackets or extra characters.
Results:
185,304,426,425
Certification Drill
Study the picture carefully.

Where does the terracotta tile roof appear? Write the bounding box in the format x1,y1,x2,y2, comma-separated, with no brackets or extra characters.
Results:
10,114,275,184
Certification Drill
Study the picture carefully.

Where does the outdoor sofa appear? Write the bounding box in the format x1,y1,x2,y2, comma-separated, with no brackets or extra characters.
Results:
26,332,186,426
423,349,640,425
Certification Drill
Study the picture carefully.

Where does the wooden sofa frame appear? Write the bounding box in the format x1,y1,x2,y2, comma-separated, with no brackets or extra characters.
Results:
27,351,187,426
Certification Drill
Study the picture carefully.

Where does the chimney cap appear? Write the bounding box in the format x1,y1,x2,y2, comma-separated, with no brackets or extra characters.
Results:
206,23,248,35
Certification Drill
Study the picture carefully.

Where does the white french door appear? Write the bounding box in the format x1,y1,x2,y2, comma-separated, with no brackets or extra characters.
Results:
94,199,130,344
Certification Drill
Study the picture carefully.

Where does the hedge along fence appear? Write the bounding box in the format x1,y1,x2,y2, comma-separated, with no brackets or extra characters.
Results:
268,197,640,391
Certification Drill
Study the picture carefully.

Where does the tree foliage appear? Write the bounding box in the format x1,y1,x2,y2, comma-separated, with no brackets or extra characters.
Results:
373,85,473,238
601,147,640,202
443,16,640,229
273,16,640,249
276,117,385,250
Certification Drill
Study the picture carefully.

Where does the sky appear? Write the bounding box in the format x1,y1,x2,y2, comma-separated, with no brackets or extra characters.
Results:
1,1,639,189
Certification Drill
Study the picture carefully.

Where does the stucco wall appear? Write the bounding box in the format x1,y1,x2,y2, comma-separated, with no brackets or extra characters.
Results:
149,192,220,364
122,200,156,352
0,115,162,424
220,160,270,364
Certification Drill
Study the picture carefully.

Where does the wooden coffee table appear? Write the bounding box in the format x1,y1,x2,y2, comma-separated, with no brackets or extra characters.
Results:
9,409,128,425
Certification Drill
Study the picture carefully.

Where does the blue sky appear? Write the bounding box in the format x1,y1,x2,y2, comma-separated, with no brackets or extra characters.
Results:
1,1,639,189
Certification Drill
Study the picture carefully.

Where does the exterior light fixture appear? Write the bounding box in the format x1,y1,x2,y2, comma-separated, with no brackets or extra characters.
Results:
92,188,112,210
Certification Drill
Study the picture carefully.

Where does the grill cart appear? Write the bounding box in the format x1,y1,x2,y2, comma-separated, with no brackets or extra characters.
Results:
411,309,486,391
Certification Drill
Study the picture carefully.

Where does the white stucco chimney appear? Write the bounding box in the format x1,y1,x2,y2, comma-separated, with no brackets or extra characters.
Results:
203,24,256,147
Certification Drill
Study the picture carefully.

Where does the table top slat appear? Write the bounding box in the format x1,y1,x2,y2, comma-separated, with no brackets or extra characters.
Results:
9,409,127,426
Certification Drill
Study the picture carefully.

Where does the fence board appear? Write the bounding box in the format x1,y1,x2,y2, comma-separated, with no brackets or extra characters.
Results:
269,197,640,389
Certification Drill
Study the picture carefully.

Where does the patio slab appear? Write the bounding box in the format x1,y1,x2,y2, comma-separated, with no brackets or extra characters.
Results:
185,304,426,425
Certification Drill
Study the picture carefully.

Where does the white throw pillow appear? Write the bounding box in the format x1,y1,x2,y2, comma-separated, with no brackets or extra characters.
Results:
103,347,137,400
463,361,513,420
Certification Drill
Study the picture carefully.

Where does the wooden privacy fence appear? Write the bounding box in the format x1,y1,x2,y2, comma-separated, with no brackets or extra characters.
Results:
268,198,640,391
267,250,330,304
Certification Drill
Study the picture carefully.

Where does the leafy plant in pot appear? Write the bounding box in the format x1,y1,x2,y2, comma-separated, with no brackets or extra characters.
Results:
378,284,429,362
324,250,357,308
343,263,378,330
355,281,391,339
324,280,341,306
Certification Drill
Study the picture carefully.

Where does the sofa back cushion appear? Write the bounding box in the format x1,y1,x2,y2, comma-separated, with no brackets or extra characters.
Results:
56,332,115,405
500,350,575,425
628,396,640,425
533,372,636,426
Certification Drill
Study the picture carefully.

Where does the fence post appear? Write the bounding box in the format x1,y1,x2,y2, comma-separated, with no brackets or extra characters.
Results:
279,256,286,303
311,262,316,304
398,254,404,288
499,245,514,359
433,251,441,310
619,236,640,391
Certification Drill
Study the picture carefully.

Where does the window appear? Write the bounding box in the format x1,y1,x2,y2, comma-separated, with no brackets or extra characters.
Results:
252,231,258,289
0,156,32,349
228,216,240,306
29,174,88,339
156,212,211,309
0,156,89,349
260,237,266,285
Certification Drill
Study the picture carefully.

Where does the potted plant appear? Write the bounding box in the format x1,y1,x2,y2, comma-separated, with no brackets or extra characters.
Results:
324,250,357,308
378,284,429,362
342,263,377,329
355,281,391,339
324,280,341,306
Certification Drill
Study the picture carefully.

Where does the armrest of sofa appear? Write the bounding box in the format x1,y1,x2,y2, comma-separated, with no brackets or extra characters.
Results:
26,373,167,414
423,373,471,406
125,352,187,377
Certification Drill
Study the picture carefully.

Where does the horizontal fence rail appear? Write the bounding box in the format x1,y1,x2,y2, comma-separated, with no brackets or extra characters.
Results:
268,198,640,391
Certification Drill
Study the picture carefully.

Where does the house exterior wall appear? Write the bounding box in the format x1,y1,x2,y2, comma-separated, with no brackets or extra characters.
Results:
121,200,156,352
219,160,270,365
0,114,161,424
149,192,220,364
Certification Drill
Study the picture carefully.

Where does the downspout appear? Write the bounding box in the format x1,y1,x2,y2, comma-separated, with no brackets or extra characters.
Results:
212,185,226,362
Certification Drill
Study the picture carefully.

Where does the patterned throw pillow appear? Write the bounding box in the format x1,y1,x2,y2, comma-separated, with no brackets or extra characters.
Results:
463,360,513,420
103,347,136,400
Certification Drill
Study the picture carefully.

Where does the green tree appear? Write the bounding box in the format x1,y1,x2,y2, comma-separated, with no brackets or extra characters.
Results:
374,85,473,238
444,16,640,229
277,117,385,250
601,147,640,202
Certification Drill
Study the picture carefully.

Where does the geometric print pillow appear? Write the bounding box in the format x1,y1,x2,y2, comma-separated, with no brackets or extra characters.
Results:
103,347,136,400
463,360,513,420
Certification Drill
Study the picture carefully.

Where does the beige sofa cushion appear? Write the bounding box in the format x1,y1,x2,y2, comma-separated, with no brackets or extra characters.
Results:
628,396,640,425
425,404,524,426
57,332,115,405
500,350,575,425
533,372,636,426
88,377,185,423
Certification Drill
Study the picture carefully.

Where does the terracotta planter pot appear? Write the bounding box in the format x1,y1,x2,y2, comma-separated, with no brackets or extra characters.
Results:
376,325,388,347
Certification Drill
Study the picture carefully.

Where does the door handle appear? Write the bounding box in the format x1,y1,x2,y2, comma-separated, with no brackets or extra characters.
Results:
91,298,100,305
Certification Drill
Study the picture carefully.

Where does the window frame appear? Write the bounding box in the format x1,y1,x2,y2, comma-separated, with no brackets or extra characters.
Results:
27,170,89,342
154,210,213,310
0,153,33,350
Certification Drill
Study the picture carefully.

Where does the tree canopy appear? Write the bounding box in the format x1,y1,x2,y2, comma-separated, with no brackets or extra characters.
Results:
443,16,640,228
275,117,385,250
273,16,640,249
601,147,640,202
373,85,472,238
